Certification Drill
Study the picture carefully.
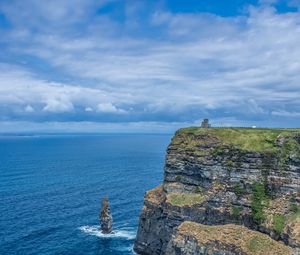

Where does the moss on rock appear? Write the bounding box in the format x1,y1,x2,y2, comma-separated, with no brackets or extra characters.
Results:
176,221,292,255
166,192,207,207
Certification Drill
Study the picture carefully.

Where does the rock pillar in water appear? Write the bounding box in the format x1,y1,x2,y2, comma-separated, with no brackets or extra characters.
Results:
99,197,113,234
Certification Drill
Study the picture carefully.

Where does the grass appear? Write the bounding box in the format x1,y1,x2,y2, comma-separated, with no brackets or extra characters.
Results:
175,175,182,182
225,160,234,168
194,185,203,193
288,205,300,222
174,127,300,152
177,221,292,255
291,204,299,213
144,186,165,205
251,182,269,224
167,192,206,207
273,215,286,235
233,184,247,197
248,236,280,254
232,206,242,219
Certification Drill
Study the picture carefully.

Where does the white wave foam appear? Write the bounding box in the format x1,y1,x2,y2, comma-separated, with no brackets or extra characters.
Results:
79,225,136,240
130,244,138,254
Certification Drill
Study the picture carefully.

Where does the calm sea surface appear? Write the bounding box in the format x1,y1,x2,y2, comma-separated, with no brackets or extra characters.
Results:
0,134,171,255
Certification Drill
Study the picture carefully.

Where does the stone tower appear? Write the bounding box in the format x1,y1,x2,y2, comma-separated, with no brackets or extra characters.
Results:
201,119,211,128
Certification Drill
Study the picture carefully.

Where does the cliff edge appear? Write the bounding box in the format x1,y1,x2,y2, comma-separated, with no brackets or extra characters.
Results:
134,127,300,255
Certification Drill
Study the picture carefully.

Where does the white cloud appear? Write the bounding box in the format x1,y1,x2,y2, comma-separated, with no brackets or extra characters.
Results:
271,110,300,117
16,6,299,113
25,105,34,112
0,0,108,31
0,1,300,127
43,98,74,113
85,107,93,112
0,64,131,115
97,103,127,114
247,99,267,114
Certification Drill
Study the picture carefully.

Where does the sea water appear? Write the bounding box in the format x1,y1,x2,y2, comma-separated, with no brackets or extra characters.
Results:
0,134,171,255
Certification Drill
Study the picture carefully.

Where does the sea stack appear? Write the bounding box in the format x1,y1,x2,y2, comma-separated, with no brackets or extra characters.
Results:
99,197,113,234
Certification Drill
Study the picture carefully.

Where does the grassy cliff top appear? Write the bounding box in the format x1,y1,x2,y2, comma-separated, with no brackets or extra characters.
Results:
177,221,292,255
173,127,300,152
166,192,207,207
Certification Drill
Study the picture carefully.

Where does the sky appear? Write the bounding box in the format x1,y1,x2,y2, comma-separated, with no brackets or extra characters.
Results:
0,0,300,133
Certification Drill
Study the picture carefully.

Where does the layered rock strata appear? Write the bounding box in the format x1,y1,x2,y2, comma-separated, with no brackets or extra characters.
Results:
134,128,300,255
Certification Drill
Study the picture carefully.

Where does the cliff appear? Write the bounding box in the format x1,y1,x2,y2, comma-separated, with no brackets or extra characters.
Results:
134,127,300,255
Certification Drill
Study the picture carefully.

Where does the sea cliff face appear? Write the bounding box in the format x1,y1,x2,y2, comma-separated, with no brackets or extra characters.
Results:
134,128,300,255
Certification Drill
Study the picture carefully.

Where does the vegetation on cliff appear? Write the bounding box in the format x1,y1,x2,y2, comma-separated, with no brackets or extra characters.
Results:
173,127,300,153
134,127,300,255
251,182,269,224
176,221,292,255
166,192,206,207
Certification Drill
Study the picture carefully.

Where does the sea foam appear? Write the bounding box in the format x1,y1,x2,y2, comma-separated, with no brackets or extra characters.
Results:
79,225,136,240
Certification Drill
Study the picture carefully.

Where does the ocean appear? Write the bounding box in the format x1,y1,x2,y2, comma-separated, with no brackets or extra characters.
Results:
0,134,172,255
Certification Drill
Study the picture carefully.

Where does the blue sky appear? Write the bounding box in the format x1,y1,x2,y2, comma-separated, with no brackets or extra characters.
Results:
0,0,300,133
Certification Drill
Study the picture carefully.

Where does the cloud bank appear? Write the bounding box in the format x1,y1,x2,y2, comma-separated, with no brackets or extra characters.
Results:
0,0,299,132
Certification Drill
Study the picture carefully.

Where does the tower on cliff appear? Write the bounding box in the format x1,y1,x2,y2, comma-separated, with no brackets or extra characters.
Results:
201,119,211,128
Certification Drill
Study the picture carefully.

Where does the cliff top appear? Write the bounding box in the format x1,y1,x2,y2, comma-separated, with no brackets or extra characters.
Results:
177,221,293,255
173,127,300,152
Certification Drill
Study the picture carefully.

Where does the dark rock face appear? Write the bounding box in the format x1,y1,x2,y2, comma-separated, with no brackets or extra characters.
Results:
134,186,172,255
134,128,300,255
99,198,113,234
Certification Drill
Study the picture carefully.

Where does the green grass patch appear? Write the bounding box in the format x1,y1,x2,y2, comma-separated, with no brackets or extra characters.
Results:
167,193,206,207
211,146,225,157
226,160,234,168
289,204,300,221
233,184,247,197
232,206,242,219
248,236,275,254
273,215,286,235
175,127,300,153
175,175,182,182
194,186,203,193
251,182,269,224
291,204,300,213
179,221,292,255
278,137,300,173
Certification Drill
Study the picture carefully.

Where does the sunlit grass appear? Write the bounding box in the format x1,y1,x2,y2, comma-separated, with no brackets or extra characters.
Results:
167,193,206,207
174,127,300,152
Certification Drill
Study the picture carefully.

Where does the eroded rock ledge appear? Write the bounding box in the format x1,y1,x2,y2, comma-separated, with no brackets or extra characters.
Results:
134,128,300,255
167,221,293,255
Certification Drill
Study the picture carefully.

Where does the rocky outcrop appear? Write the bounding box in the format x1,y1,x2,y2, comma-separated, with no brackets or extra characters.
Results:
99,197,113,234
166,221,295,255
134,128,300,255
